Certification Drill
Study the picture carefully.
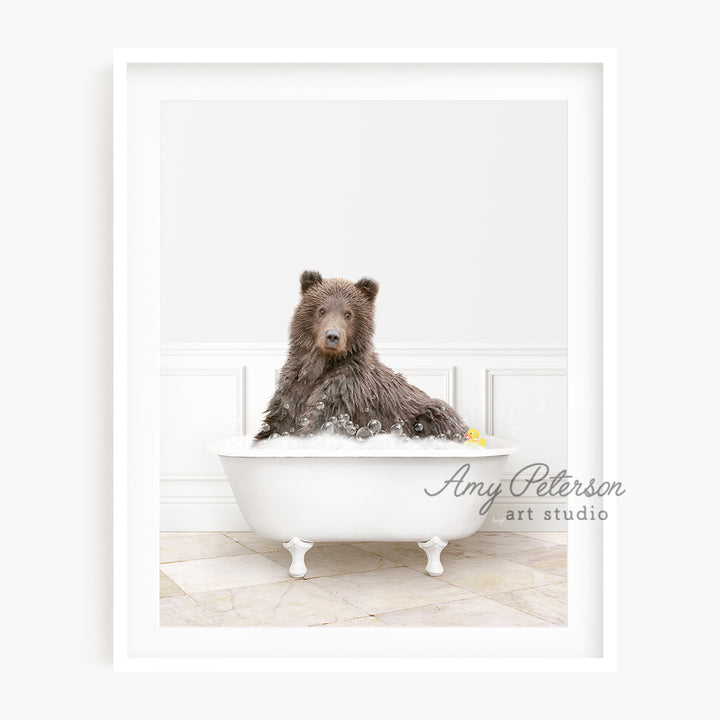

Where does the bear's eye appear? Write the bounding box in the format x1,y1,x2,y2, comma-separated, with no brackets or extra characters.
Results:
319,308,325,316
345,311,352,319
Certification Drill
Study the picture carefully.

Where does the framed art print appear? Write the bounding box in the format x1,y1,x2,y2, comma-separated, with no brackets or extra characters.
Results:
114,49,617,671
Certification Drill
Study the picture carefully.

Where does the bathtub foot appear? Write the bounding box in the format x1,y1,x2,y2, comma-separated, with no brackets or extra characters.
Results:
283,537,314,577
418,536,448,576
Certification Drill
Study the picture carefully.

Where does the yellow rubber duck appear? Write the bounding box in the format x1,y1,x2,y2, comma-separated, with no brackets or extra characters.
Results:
464,428,486,447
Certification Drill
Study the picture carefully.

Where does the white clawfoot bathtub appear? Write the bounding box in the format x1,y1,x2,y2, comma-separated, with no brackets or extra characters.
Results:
216,437,520,577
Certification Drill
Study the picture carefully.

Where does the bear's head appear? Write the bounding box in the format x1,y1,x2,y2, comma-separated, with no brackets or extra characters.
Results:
289,270,379,358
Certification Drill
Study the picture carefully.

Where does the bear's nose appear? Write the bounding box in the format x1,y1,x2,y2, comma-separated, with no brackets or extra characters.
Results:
325,330,341,347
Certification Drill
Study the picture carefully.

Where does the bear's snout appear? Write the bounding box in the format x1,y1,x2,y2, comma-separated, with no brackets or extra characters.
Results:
324,330,341,347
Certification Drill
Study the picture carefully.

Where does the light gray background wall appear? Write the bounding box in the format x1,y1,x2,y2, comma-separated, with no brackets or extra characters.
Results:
160,100,566,343
3,0,718,715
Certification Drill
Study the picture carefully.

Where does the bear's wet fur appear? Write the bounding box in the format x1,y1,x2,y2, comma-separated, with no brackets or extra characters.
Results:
255,270,468,442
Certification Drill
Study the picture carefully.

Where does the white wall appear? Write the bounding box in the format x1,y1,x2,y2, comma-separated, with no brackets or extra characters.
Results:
159,98,567,344
4,0,719,714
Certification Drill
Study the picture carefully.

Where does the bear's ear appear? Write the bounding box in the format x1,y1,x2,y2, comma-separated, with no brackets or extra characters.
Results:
300,270,323,294
355,276,379,302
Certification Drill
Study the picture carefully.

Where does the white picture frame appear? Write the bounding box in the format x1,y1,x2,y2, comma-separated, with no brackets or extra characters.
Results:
114,48,617,671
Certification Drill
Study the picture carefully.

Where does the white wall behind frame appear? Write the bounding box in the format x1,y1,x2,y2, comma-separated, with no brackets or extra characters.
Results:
160,342,567,531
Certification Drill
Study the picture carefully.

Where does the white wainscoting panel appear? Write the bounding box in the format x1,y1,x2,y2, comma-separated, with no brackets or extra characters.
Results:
486,368,568,479
395,367,455,407
159,344,567,531
160,369,243,479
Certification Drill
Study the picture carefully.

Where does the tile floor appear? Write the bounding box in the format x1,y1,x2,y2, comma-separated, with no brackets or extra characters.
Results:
160,530,567,627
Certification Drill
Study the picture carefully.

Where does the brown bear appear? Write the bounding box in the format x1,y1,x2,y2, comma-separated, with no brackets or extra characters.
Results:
254,270,468,442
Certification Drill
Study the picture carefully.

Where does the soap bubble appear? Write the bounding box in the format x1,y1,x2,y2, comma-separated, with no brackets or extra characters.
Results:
289,427,295,433
259,422,270,433
329,416,338,425
364,407,370,412
368,419,382,434
453,433,463,442
235,425,493,455
414,422,424,433
390,423,404,436
345,423,357,436
356,427,372,442
339,413,350,424
372,394,378,402
299,417,310,427
283,403,290,410
282,432,289,436
316,401,325,411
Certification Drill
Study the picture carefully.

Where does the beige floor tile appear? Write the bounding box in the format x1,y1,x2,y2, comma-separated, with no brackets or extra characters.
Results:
350,541,486,569
535,581,567,601
191,580,364,626
159,595,219,626
223,532,332,553
314,615,387,627
310,566,475,615
514,531,568,545
161,554,289,594
157,531,570,627
495,545,567,577
160,531,253,563
160,570,184,598
453,531,558,555
223,532,286,553
376,595,554,627
490,586,567,626
436,555,564,595
349,541,423,566
262,544,401,578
